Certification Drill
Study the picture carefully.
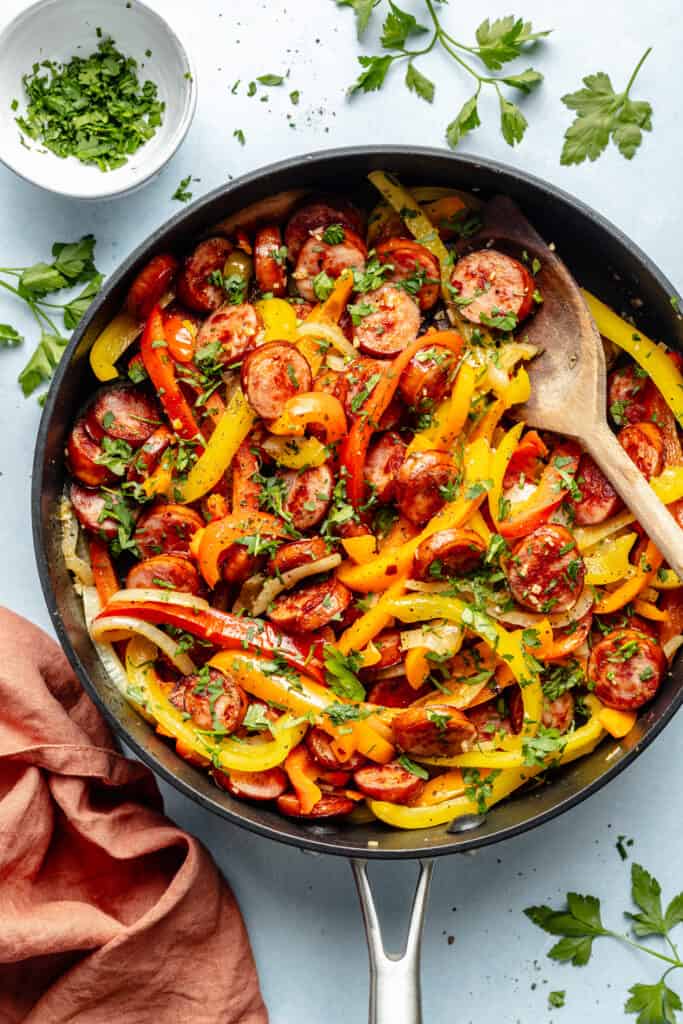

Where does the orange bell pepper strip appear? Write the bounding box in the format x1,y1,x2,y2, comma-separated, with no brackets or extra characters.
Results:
405,647,430,689
495,439,581,540
163,309,197,364
594,540,663,614
285,745,322,815
633,599,668,622
341,329,464,511
598,707,638,739
268,392,347,447
197,512,289,588
88,538,119,605
298,269,355,374
140,306,203,444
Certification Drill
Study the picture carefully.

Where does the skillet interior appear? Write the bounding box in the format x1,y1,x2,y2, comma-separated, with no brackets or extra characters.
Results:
32,146,683,859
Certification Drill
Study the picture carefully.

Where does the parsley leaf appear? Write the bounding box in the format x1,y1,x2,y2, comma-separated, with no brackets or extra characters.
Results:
18,330,68,396
627,864,668,938
349,54,394,94
256,74,285,86
398,753,429,780
525,892,606,966
336,0,378,39
0,324,23,348
380,2,427,50
62,274,104,330
499,95,528,146
323,645,366,702
172,174,194,202
446,95,481,149
405,62,435,103
474,16,551,71
561,48,653,166
625,981,682,1024
522,725,566,767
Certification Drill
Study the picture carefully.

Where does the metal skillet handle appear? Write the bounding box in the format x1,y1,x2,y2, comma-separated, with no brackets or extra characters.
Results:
352,859,434,1024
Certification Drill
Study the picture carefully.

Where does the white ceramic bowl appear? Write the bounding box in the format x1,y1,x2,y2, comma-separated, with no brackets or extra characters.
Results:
0,0,197,199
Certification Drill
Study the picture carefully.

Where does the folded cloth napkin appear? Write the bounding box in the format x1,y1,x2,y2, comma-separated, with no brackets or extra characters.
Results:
0,607,268,1024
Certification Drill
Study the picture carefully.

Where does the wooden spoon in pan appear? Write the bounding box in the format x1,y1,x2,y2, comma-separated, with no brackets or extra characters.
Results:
458,196,683,580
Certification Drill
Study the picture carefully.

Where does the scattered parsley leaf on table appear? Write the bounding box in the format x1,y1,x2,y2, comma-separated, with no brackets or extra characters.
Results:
560,47,653,165
173,175,194,202
256,73,285,87
0,324,22,348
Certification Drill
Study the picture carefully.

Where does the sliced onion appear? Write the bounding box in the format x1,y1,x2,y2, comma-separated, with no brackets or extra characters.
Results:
400,622,463,657
492,588,595,630
91,614,196,674
296,321,358,359
106,588,210,613
235,554,342,616
497,341,538,373
325,354,349,373
405,580,451,594
82,586,131,698
664,636,683,661
59,496,94,587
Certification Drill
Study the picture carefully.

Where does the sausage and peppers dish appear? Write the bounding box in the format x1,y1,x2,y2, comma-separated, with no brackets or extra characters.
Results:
62,171,683,830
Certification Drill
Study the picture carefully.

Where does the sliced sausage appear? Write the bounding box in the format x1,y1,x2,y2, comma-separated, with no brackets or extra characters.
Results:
396,450,457,526
413,528,486,580
231,440,261,515
366,677,432,708
570,453,622,526
127,425,173,483
608,363,650,426
254,224,287,296
214,766,288,802
269,537,329,575
284,198,364,262
506,524,585,614
220,545,259,586
280,464,334,530
86,385,160,449
127,252,179,321
449,249,534,327
353,285,421,358
466,699,513,742
306,727,366,771
69,482,118,539
267,578,352,632
398,344,457,408
376,238,441,310
126,554,200,593
353,762,425,804
176,237,233,313
588,628,666,710
276,792,355,818
134,504,204,559
178,667,248,732
364,432,407,504
196,302,262,363
618,421,664,480
67,418,116,487
293,228,367,302
542,692,575,734
393,704,476,757
241,341,313,420
646,388,683,467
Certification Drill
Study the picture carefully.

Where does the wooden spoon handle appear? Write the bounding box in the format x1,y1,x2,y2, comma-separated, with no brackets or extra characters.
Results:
582,423,683,581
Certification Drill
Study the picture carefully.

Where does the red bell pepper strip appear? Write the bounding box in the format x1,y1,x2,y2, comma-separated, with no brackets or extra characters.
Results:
95,599,324,682
498,442,581,539
502,430,548,489
140,305,203,445
341,329,464,510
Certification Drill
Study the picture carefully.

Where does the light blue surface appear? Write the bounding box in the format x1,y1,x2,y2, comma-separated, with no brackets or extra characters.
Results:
1,1,681,1020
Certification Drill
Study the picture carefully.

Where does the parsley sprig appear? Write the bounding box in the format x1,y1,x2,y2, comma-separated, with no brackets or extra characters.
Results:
339,0,550,150
526,863,683,1023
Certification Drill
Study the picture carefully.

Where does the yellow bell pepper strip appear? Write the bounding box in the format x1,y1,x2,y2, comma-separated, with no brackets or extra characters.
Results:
268,392,347,447
469,397,506,445
584,533,638,585
255,297,298,342
488,422,524,528
405,647,430,690
583,290,683,428
126,637,307,770
342,534,378,564
598,706,638,739
407,362,476,455
197,512,289,588
468,509,492,545
261,435,328,469
339,437,492,593
285,745,322,814
359,641,382,668
633,599,668,621
574,465,683,551
175,387,254,504
89,311,142,381
501,365,531,407
337,577,407,654
594,539,663,614
379,515,417,552
652,568,683,589
417,769,466,807
297,269,355,374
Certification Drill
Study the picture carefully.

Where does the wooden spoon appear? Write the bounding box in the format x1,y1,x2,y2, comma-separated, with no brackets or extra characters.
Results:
459,195,683,580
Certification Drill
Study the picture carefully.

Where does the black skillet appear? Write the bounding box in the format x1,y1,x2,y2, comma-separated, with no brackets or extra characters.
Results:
32,148,683,1022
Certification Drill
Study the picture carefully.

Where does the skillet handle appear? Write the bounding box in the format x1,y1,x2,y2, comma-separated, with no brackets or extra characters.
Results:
351,858,434,1024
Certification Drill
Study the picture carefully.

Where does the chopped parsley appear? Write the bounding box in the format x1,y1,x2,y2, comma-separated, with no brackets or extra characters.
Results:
323,645,366,702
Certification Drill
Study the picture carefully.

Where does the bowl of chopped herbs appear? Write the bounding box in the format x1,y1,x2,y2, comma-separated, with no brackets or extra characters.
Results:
0,0,197,199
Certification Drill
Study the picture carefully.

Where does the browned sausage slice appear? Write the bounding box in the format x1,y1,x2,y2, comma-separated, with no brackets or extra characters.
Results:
196,302,262,363
176,237,233,313
506,524,585,614
126,426,174,483
366,677,432,708
364,432,407,503
177,667,248,733
241,341,312,420
306,727,366,771
376,238,441,310
618,421,665,480
353,762,425,803
254,224,287,297
214,767,288,802
398,344,457,407
449,249,535,326
269,537,329,575
293,228,367,302
413,528,486,580
67,418,116,487
126,554,201,593
542,692,575,734
280,464,334,530
570,453,622,526
608,364,650,426
134,504,204,559
284,198,364,261
588,628,666,710
466,700,513,742
69,482,119,538
267,578,352,632
353,285,421,357
393,704,476,757
127,252,179,320
86,385,160,449
396,450,457,526
276,792,354,818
